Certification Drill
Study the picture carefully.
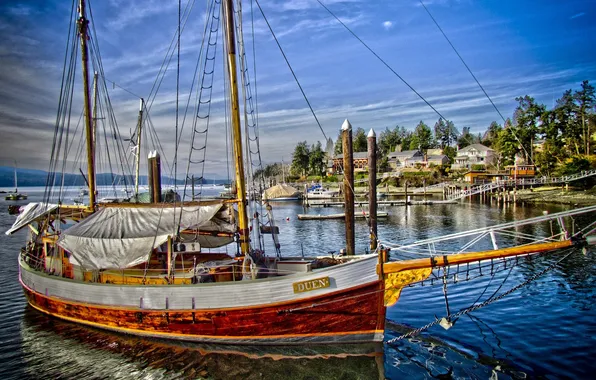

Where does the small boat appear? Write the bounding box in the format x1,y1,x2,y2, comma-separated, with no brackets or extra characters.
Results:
5,162,27,201
306,185,339,199
298,211,389,220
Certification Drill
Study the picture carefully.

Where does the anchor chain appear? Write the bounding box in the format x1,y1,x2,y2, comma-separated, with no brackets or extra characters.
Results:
386,249,576,344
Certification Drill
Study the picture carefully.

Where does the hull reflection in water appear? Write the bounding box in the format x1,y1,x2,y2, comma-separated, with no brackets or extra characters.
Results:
20,307,384,379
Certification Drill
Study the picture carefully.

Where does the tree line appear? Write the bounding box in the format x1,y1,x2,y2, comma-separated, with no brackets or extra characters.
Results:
265,80,595,179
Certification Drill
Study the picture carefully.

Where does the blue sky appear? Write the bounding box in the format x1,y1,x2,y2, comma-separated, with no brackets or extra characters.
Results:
0,0,595,179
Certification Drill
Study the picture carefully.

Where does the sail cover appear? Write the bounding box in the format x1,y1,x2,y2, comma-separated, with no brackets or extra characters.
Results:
262,184,300,200
5,202,59,235
58,203,235,270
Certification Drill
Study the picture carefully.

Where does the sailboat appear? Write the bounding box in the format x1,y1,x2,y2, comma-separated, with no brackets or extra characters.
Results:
5,0,596,346
5,162,27,201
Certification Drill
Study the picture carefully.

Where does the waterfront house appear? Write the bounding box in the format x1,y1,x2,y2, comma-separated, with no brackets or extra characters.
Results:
452,144,495,169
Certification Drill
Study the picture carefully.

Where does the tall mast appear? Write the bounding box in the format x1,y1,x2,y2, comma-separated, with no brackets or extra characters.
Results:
78,0,96,208
135,98,144,196
222,0,250,255
92,71,98,174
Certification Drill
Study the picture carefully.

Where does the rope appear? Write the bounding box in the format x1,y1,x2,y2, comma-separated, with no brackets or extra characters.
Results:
386,248,576,344
316,0,448,122
253,0,327,141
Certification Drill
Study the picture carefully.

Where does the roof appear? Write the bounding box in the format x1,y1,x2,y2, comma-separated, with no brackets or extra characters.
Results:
427,155,448,160
458,144,494,153
388,150,422,159
334,152,368,159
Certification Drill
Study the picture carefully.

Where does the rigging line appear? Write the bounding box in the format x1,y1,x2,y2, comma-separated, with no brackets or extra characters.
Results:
418,0,506,123
104,78,142,99
46,0,77,201
146,0,197,111
316,0,448,122
253,0,327,141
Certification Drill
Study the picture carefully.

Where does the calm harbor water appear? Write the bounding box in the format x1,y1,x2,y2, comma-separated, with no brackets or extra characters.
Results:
1,187,594,379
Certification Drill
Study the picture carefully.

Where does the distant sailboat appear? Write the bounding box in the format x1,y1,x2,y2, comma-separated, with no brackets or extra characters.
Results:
5,162,27,201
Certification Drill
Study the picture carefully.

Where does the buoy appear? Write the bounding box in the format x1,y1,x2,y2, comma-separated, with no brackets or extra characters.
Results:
286,217,290,221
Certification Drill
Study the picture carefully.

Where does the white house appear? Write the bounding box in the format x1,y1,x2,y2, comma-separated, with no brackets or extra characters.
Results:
452,144,495,169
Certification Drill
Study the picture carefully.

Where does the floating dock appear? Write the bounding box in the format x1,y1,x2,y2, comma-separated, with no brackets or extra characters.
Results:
307,200,457,208
297,211,389,220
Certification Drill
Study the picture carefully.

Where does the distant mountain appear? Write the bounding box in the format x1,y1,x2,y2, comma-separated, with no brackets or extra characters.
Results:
0,167,225,188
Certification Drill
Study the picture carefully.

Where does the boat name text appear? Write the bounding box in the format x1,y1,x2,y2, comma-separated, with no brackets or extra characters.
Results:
292,277,330,293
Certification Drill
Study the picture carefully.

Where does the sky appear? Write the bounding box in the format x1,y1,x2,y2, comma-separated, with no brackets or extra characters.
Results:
0,0,595,180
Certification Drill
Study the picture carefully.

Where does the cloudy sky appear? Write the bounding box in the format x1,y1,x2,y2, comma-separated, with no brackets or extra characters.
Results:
0,0,595,179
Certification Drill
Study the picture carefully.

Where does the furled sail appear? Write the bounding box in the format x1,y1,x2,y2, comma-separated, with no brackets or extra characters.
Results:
57,203,235,270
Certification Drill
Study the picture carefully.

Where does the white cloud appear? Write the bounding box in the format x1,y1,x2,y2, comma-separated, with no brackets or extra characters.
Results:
382,21,393,30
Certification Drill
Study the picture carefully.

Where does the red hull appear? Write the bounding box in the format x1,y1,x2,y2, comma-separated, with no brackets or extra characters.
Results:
22,280,385,344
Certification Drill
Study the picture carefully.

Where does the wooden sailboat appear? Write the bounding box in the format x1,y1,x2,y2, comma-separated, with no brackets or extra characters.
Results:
5,162,27,201
6,0,596,346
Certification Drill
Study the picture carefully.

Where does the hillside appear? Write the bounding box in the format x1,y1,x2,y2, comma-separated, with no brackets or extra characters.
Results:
0,167,221,188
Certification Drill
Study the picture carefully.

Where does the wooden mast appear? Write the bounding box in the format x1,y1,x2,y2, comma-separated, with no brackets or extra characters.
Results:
77,0,96,209
134,98,144,196
222,0,250,255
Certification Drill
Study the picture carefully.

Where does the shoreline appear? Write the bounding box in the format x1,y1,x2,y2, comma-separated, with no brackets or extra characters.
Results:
511,188,596,206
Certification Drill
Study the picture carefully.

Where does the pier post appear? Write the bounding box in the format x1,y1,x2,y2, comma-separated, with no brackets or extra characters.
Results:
342,119,355,255
404,180,409,206
367,128,377,251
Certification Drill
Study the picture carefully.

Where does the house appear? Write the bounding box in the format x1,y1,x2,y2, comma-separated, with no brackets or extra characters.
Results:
427,155,449,166
332,152,369,173
452,144,495,169
387,149,424,169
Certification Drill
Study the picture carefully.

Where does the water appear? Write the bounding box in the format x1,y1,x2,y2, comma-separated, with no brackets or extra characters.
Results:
1,187,595,379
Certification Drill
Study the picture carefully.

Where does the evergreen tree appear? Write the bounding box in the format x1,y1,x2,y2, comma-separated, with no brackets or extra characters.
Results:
409,121,433,151
291,141,310,177
353,127,367,152
308,142,326,176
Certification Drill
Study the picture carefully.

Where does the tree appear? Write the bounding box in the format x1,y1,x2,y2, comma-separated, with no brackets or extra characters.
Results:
353,127,367,152
457,126,476,149
434,118,458,148
333,132,342,156
494,126,518,167
308,142,326,176
378,126,401,157
512,95,546,163
409,121,433,151
482,121,502,148
574,80,596,155
291,141,310,177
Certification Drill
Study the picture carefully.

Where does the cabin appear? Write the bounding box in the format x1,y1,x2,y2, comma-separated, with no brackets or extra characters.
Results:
506,164,536,179
452,144,495,169
464,171,492,184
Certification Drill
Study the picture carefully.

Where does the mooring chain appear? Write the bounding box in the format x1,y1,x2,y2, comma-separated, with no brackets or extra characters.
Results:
386,249,576,344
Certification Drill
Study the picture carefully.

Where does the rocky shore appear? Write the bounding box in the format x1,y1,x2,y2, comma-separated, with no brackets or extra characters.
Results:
512,187,596,206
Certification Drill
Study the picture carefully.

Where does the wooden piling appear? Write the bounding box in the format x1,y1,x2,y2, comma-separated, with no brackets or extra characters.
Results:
367,128,377,251
342,119,355,256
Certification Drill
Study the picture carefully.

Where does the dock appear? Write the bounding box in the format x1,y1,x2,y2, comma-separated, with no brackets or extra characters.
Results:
297,211,389,220
307,199,457,208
